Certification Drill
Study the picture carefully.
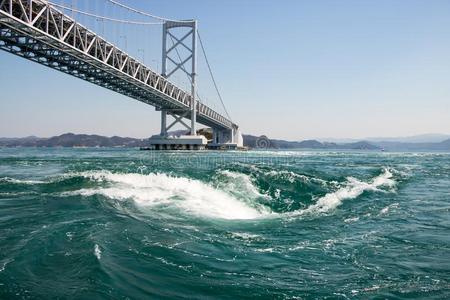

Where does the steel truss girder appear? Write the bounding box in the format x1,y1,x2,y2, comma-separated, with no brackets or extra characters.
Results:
0,0,235,130
0,27,163,106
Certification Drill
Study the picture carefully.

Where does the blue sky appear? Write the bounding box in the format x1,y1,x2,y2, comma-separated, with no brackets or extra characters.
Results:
1,0,449,140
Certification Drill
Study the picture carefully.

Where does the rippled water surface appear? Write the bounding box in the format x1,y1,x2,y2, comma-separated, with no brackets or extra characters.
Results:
0,148,449,299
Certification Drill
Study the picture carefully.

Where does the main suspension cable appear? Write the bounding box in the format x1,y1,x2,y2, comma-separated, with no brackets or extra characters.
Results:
49,2,163,25
106,0,192,23
197,30,232,121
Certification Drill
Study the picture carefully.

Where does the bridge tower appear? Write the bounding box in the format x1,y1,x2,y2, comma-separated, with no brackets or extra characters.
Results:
148,20,207,149
160,20,197,137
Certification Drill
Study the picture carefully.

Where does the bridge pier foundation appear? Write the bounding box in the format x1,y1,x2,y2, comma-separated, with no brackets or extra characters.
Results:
206,127,244,150
147,134,207,150
149,107,207,150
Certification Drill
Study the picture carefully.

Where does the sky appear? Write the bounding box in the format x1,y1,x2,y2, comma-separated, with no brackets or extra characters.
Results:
1,0,450,140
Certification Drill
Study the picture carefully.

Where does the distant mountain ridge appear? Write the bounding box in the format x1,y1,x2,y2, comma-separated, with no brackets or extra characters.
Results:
0,133,449,151
367,133,450,143
318,133,450,144
243,135,380,150
373,139,450,151
244,135,450,151
0,133,147,148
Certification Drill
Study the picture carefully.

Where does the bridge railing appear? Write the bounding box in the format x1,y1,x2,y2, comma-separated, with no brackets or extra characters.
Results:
0,0,234,129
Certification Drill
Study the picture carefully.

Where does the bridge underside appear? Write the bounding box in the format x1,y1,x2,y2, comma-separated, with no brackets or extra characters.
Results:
0,23,230,131
0,25,167,109
0,0,237,133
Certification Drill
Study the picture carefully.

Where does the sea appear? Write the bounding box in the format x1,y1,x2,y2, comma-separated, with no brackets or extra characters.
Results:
0,148,449,299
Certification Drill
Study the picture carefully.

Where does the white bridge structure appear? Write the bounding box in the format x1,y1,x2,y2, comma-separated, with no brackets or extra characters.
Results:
0,0,243,149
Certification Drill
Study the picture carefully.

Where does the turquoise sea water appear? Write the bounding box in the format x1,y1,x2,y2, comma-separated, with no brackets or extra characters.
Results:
0,148,449,299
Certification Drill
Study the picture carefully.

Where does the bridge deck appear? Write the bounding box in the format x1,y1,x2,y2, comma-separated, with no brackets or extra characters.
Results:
0,0,236,131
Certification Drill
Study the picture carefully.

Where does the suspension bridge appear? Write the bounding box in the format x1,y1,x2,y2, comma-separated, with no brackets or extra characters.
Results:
0,0,243,150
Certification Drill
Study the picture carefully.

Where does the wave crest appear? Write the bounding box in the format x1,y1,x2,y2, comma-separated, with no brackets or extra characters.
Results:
60,167,397,220
293,168,396,215
70,171,270,220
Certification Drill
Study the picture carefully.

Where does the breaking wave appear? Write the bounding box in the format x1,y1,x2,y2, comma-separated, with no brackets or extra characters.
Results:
67,171,271,220
293,168,396,216
55,167,396,220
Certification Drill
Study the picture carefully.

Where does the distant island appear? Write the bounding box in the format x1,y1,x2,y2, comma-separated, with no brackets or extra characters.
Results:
242,135,380,150
0,133,449,151
0,133,146,148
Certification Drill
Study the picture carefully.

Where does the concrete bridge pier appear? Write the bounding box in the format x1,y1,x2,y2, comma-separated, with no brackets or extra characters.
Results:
148,108,208,150
148,113,243,150
208,127,243,150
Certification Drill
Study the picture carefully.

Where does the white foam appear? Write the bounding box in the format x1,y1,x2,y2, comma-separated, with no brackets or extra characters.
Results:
265,170,306,183
254,247,275,253
379,202,399,215
344,216,360,223
230,232,262,240
0,177,45,184
64,168,396,220
94,244,101,260
380,206,390,215
0,258,13,272
73,171,268,220
294,168,396,215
